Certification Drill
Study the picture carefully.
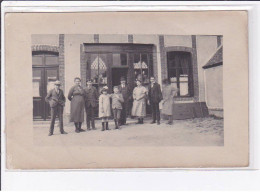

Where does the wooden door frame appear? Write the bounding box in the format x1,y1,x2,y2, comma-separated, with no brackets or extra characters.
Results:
32,66,59,120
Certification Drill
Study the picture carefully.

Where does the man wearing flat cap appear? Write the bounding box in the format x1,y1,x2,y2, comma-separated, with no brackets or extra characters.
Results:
118,76,132,125
84,79,99,130
45,80,67,136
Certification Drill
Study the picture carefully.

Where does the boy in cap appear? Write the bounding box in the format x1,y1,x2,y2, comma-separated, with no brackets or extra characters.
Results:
111,86,124,129
45,80,67,136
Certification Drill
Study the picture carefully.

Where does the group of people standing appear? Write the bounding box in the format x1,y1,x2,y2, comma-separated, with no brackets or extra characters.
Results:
45,76,178,136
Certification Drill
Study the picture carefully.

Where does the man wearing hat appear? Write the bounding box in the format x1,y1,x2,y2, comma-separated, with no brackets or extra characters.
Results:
84,79,99,130
118,76,131,125
45,80,67,136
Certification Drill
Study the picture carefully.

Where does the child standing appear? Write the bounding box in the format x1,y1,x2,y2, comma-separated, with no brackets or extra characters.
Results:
99,86,111,131
111,86,124,129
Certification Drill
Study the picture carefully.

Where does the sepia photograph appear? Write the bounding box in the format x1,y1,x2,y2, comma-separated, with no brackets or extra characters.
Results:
32,34,223,147
4,11,248,169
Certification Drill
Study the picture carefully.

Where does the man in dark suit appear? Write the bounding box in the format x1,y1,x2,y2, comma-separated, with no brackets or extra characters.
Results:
84,79,99,130
118,77,131,125
45,80,67,136
148,76,163,125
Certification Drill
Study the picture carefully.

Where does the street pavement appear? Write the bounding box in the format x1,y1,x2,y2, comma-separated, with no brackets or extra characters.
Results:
34,116,224,146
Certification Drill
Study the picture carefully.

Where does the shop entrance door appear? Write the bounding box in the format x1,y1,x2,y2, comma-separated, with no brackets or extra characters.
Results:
111,67,128,88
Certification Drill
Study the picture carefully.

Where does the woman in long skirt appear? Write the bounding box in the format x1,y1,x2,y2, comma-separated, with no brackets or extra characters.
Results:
161,78,178,125
68,77,85,133
131,79,147,124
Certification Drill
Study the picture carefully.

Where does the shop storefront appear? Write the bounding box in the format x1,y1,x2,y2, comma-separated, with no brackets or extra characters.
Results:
83,43,154,93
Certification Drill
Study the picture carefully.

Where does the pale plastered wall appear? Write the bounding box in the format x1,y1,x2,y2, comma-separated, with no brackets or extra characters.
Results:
196,35,218,102
31,34,59,46
164,35,192,48
205,66,223,109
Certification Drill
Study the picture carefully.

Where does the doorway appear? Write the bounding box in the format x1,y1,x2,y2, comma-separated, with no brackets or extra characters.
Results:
111,67,128,88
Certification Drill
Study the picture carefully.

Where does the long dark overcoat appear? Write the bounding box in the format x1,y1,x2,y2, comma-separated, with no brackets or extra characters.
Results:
68,85,85,122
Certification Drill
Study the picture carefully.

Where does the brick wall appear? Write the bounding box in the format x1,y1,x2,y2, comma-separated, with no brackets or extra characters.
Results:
159,35,167,81
80,44,88,86
128,34,133,43
191,35,199,102
58,34,65,91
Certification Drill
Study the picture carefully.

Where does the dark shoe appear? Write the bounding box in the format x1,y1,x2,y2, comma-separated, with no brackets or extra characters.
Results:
61,131,68,134
136,118,141,124
106,122,110,130
101,122,105,131
167,121,173,125
91,120,96,129
87,128,91,131
150,121,156,124
75,129,80,133
48,133,53,136
140,118,144,124
79,129,85,132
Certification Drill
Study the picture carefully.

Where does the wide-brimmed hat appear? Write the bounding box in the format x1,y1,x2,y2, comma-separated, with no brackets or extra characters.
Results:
101,86,108,93
54,80,61,85
86,79,93,83
135,79,142,83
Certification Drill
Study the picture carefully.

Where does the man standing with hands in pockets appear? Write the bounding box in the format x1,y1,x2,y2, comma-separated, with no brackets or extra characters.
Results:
148,76,163,125
45,80,67,136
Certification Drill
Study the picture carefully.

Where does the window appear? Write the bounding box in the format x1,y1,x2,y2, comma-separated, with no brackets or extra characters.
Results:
89,53,108,93
32,52,59,66
167,51,193,97
133,53,151,85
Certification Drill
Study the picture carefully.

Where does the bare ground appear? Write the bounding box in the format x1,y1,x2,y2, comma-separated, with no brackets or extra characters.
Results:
33,116,224,146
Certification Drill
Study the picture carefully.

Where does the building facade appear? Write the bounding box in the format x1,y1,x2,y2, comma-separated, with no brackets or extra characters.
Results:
32,34,223,120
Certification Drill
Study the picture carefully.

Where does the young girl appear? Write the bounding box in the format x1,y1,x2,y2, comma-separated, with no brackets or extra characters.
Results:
99,86,111,131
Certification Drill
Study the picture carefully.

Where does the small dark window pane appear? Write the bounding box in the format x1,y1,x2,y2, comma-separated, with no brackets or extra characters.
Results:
32,56,43,65
120,53,127,66
45,56,59,65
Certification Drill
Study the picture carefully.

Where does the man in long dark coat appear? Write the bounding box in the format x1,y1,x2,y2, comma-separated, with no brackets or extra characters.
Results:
148,76,163,125
118,77,132,125
45,80,67,136
84,79,99,130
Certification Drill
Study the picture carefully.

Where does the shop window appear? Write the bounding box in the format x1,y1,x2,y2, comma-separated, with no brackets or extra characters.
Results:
167,51,193,97
89,54,108,93
133,53,150,85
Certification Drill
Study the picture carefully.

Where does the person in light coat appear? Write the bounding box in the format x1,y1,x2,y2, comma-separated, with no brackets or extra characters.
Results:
99,86,111,131
161,78,178,125
131,79,147,124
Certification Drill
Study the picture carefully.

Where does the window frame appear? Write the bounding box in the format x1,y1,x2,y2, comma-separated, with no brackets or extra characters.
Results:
167,51,194,98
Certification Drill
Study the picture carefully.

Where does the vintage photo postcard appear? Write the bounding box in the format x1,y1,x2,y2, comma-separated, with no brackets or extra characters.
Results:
4,11,248,169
